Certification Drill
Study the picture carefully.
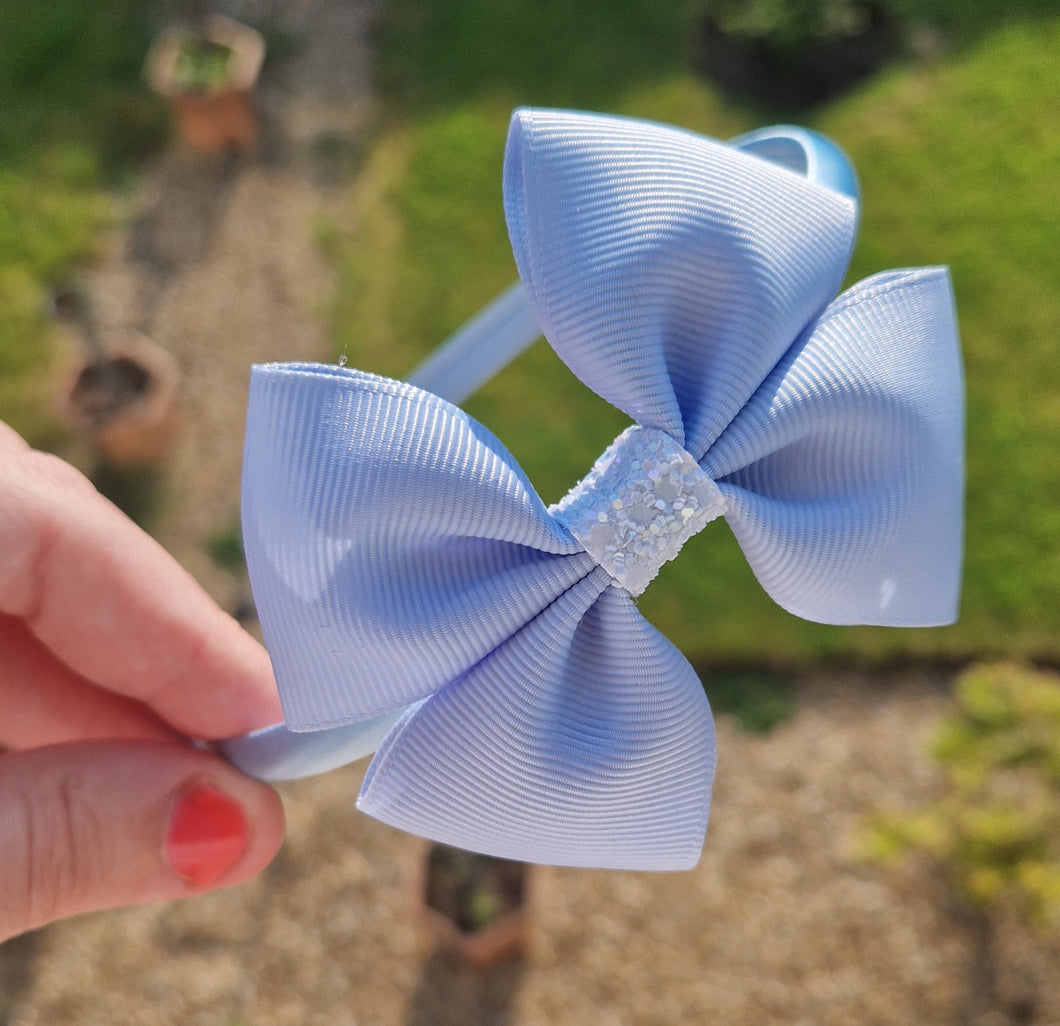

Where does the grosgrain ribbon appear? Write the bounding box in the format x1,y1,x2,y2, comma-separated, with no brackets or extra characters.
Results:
230,108,964,870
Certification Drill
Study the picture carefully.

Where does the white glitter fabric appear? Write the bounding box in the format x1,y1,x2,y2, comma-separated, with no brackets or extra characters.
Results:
551,426,727,596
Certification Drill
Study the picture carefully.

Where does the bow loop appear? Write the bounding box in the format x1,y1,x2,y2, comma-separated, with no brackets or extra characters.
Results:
704,266,963,625
242,363,592,731
504,107,859,456
359,579,715,870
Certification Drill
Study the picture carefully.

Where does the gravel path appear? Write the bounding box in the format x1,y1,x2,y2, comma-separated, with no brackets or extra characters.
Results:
4,3,1060,1024
8,672,1060,1026
76,0,377,611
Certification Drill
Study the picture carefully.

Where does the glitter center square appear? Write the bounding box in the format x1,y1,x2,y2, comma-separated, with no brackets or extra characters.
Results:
550,426,726,595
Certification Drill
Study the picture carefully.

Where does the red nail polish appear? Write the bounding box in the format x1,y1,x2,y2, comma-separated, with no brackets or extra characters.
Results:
165,785,249,888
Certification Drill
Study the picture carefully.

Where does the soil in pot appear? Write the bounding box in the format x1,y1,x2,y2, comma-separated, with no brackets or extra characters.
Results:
70,357,154,430
60,329,181,468
425,845,528,936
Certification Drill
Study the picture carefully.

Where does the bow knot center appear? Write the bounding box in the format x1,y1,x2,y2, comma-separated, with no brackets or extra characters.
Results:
550,426,727,595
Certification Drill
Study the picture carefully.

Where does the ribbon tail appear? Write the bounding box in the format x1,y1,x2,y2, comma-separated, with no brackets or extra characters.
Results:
217,710,407,782
357,573,716,871
503,107,858,453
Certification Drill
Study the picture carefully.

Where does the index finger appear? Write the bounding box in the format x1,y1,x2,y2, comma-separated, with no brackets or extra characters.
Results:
0,421,30,454
0,444,282,739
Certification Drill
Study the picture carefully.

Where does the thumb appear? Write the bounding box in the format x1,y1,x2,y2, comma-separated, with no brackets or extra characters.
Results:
0,740,285,941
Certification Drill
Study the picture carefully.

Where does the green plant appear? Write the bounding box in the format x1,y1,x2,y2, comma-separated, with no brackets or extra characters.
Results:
863,663,1060,926
861,663,1060,1020
699,0,896,50
173,37,233,92
424,844,526,934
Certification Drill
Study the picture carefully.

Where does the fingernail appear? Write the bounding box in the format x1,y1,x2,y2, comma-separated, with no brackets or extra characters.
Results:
165,784,249,888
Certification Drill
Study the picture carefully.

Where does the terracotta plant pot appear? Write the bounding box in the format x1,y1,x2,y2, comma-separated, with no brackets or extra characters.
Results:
414,842,533,969
61,331,181,467
145,15,265,154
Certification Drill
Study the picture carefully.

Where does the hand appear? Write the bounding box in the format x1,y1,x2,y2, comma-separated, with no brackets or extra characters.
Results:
0,422,285,942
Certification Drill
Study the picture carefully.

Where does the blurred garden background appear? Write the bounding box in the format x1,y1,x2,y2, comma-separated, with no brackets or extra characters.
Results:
334,0,1060,670
3,1,1060,1024
4,0,1060,669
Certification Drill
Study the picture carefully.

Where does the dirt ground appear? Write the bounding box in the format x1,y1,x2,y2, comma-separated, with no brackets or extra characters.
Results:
3,2,1059,1024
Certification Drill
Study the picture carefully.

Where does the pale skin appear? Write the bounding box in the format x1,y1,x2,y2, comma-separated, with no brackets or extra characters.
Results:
0,420,286,942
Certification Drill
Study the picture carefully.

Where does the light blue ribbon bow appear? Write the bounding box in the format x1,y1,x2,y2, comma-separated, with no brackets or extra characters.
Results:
226,108,963,871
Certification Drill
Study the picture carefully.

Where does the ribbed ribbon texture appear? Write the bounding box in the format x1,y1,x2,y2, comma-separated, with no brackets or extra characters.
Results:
240,108,964,870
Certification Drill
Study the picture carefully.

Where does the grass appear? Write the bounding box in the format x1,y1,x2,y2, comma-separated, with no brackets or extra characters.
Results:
331,0,1060,670
0,1,167,444
205,524,247,573
705,671,798,733
822,18,1060,662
